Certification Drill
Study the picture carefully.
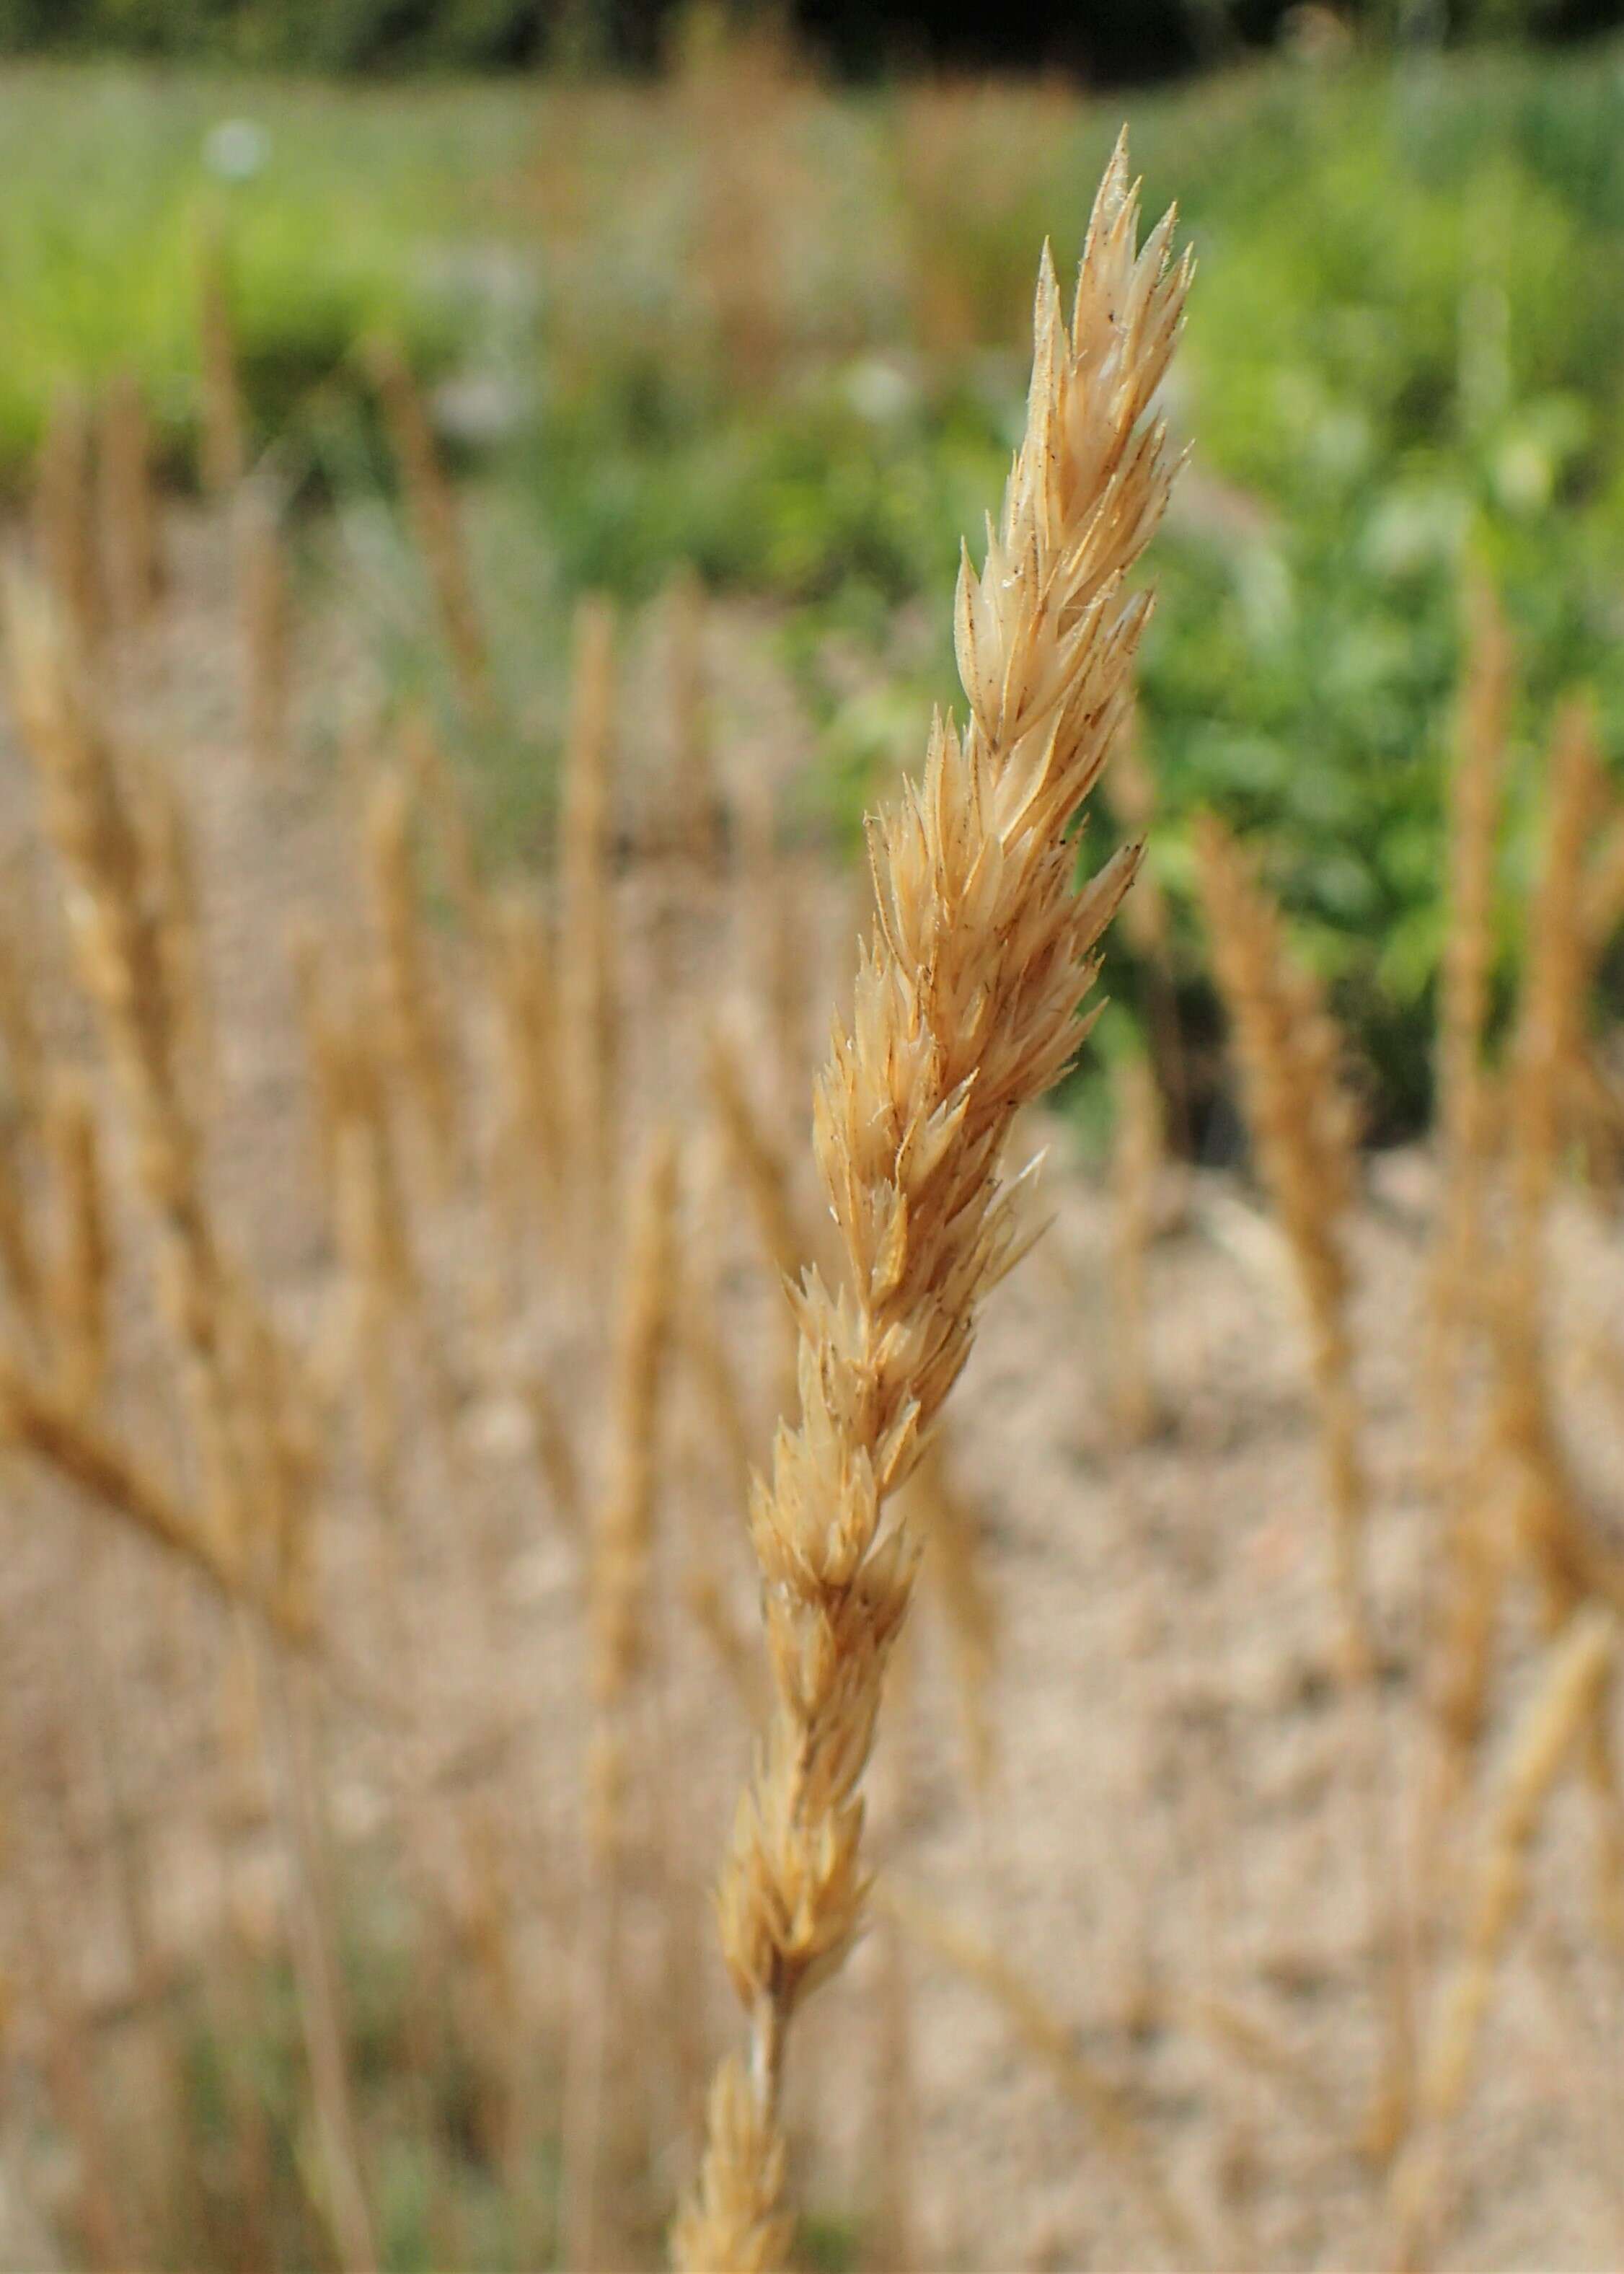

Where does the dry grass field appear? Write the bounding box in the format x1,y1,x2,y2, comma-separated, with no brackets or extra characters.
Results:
1,59,1624,2274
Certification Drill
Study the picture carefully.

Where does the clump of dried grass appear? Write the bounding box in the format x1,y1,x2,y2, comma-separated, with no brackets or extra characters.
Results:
676,138,1188,2265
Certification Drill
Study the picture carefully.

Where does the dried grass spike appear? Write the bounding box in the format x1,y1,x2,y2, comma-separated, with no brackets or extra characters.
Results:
678,135,1188,2263
1195,814,1369,1677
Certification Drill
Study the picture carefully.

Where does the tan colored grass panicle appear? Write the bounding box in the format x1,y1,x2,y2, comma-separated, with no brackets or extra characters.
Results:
675,136,1188,2266
1195,813,1371,1679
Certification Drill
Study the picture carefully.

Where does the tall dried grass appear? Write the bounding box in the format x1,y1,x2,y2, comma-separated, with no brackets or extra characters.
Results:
676,136,1188,2266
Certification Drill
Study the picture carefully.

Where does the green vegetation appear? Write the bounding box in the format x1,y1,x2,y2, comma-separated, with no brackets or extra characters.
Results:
4,40,1623,1129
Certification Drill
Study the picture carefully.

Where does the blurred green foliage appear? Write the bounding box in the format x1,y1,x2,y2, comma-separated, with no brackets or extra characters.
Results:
520,43,1624,1132
3,41,1623,1130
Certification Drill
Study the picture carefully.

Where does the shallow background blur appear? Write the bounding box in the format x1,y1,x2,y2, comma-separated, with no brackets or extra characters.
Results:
2,6,1624,2270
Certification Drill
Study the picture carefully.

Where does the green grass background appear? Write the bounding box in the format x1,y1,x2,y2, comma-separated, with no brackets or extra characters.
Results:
4,40,1623,1131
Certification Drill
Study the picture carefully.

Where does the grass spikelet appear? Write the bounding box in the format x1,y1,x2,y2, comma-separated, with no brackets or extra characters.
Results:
198,230,246,495
368,336,490,719
558,592,619,1229
1390,1608,1615,2266
677,138,1188,2264
236,480,291,770
1194,814,1371,1678
97,369,164,636
34,389,103,656
671,2056,795,2274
